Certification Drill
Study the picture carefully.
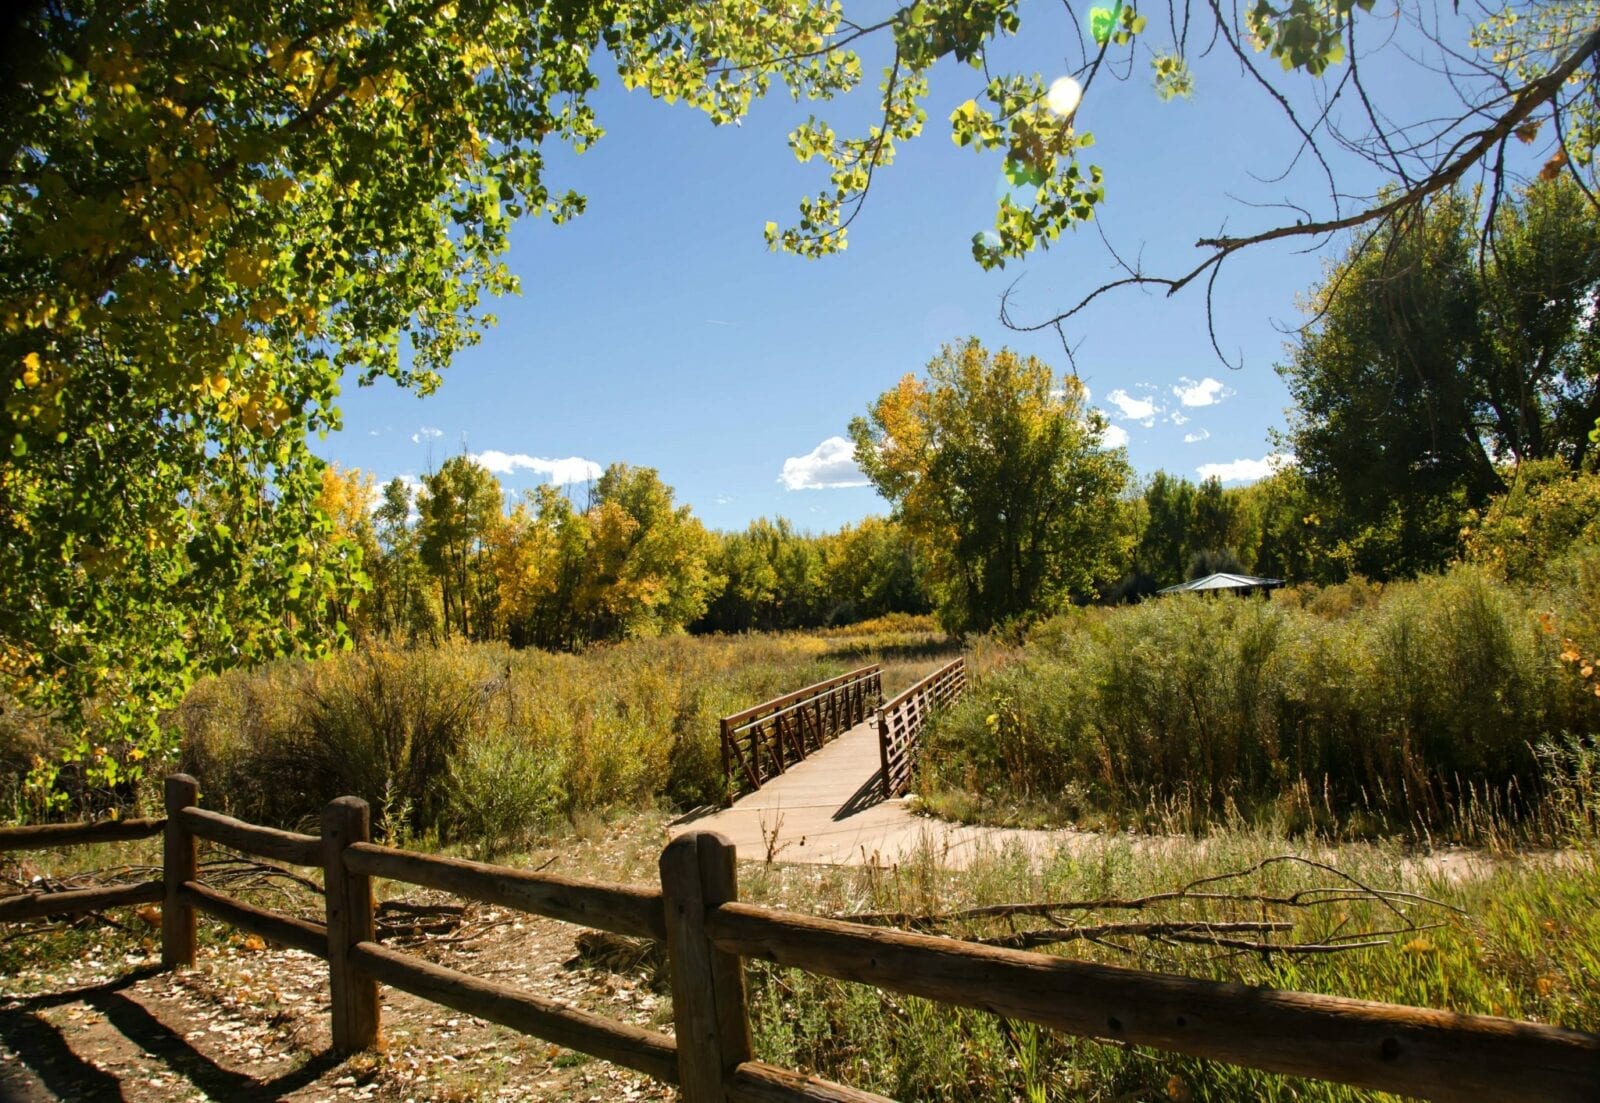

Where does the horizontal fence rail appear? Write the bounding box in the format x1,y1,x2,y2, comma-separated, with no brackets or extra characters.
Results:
721,664,883,801
877,657,966,799
0,879,163,923
350,938,680,1083
180,806,322,866
0,817,165,849
343,842,666,941
5,782,1599,1102
703,896,1600,1103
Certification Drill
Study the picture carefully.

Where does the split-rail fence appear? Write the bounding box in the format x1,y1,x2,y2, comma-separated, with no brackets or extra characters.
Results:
2,774,1598,1102
720,664,882,801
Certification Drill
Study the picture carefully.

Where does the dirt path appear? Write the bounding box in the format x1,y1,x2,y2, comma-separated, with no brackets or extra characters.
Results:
1,908,676,1103
670,721,1576,882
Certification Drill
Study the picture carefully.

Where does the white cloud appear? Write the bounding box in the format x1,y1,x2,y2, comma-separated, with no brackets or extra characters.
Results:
1196,453,1290,484
471,450,603,486
412,426,444,443
1169,411,1189,426
1183,429,1211,444
1099,423,1130,448
1105,388,1159,424
1173,377,1230,408
370,474,425,523
780,436,870,490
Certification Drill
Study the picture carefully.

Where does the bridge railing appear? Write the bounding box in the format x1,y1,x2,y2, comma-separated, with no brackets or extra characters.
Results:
876,656,966,799
719,664,882,802
4,799,1598,1101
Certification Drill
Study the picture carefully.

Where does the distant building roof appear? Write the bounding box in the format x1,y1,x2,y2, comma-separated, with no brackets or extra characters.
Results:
1158,572,1285,595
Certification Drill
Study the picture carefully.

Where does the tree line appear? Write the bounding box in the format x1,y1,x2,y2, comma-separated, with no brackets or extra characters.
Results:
317,458,934,651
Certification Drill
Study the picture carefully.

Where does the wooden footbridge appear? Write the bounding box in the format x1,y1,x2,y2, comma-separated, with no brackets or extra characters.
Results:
688,659,978,864
719,658,965,805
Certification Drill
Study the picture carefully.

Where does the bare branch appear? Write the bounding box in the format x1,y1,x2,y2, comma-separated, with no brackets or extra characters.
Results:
1006,24,1600,336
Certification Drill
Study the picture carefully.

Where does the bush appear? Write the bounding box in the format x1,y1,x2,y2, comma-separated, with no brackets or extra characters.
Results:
448,725,567,859
1463,460,1600,582
173,632,849,846
923,566,1600,839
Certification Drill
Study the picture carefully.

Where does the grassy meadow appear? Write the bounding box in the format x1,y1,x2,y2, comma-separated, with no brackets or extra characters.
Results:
733,831,1599,1103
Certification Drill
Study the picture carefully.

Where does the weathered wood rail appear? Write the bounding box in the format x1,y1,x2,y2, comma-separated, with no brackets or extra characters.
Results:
720,664,882,801
877,656,965,799
4,778,1599,1101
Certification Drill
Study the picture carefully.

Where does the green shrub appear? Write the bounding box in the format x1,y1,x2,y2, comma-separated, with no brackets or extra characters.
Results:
1463,460,1600,582
447,725,567,859
173,631,860,846
924,566,1600,839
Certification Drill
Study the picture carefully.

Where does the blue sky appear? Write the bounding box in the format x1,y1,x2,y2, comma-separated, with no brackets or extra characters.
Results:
319,1,1501,533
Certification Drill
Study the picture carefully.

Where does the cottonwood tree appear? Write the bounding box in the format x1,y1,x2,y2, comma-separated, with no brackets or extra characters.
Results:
418,457,504,641
1277,177,1600,578
578,464,719,641
850,339,1132,631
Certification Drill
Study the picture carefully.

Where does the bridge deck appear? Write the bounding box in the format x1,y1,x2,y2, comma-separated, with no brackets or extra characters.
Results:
674,718,1063,867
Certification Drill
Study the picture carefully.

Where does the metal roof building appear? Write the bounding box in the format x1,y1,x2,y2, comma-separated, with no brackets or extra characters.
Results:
1158,572,1285,595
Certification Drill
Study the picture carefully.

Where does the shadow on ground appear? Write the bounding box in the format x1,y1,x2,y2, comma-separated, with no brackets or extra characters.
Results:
0,969,339,1102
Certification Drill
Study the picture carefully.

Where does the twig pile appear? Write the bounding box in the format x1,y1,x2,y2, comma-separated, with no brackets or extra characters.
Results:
833,855,1459,959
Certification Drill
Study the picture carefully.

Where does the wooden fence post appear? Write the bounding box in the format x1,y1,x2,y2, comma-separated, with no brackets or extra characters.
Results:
162,774,198,969
323,796,380,1054
661,831,751,1103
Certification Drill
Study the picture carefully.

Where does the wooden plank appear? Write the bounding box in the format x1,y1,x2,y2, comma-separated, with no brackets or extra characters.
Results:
0,880,162,922
662,832,751,1103
704,902,1600,1103
343,842,666,942
0,818,165,851
180,807,322,866
163,775,198,969
726,1061,896,1103
350,939,679,1084
323,796,380,1053
182,880,328,959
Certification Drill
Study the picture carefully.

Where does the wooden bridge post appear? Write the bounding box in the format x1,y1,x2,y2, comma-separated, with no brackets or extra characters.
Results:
162,774,198,969
877,706,894,801
661,831,751,1102
323,796,381,1054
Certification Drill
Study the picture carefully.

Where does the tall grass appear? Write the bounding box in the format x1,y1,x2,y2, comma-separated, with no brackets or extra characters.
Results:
921,566,1600,841
735,830,1600,1102
175,631,944,850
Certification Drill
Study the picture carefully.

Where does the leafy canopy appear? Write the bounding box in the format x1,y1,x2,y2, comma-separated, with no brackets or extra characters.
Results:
1276,178,1600,579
